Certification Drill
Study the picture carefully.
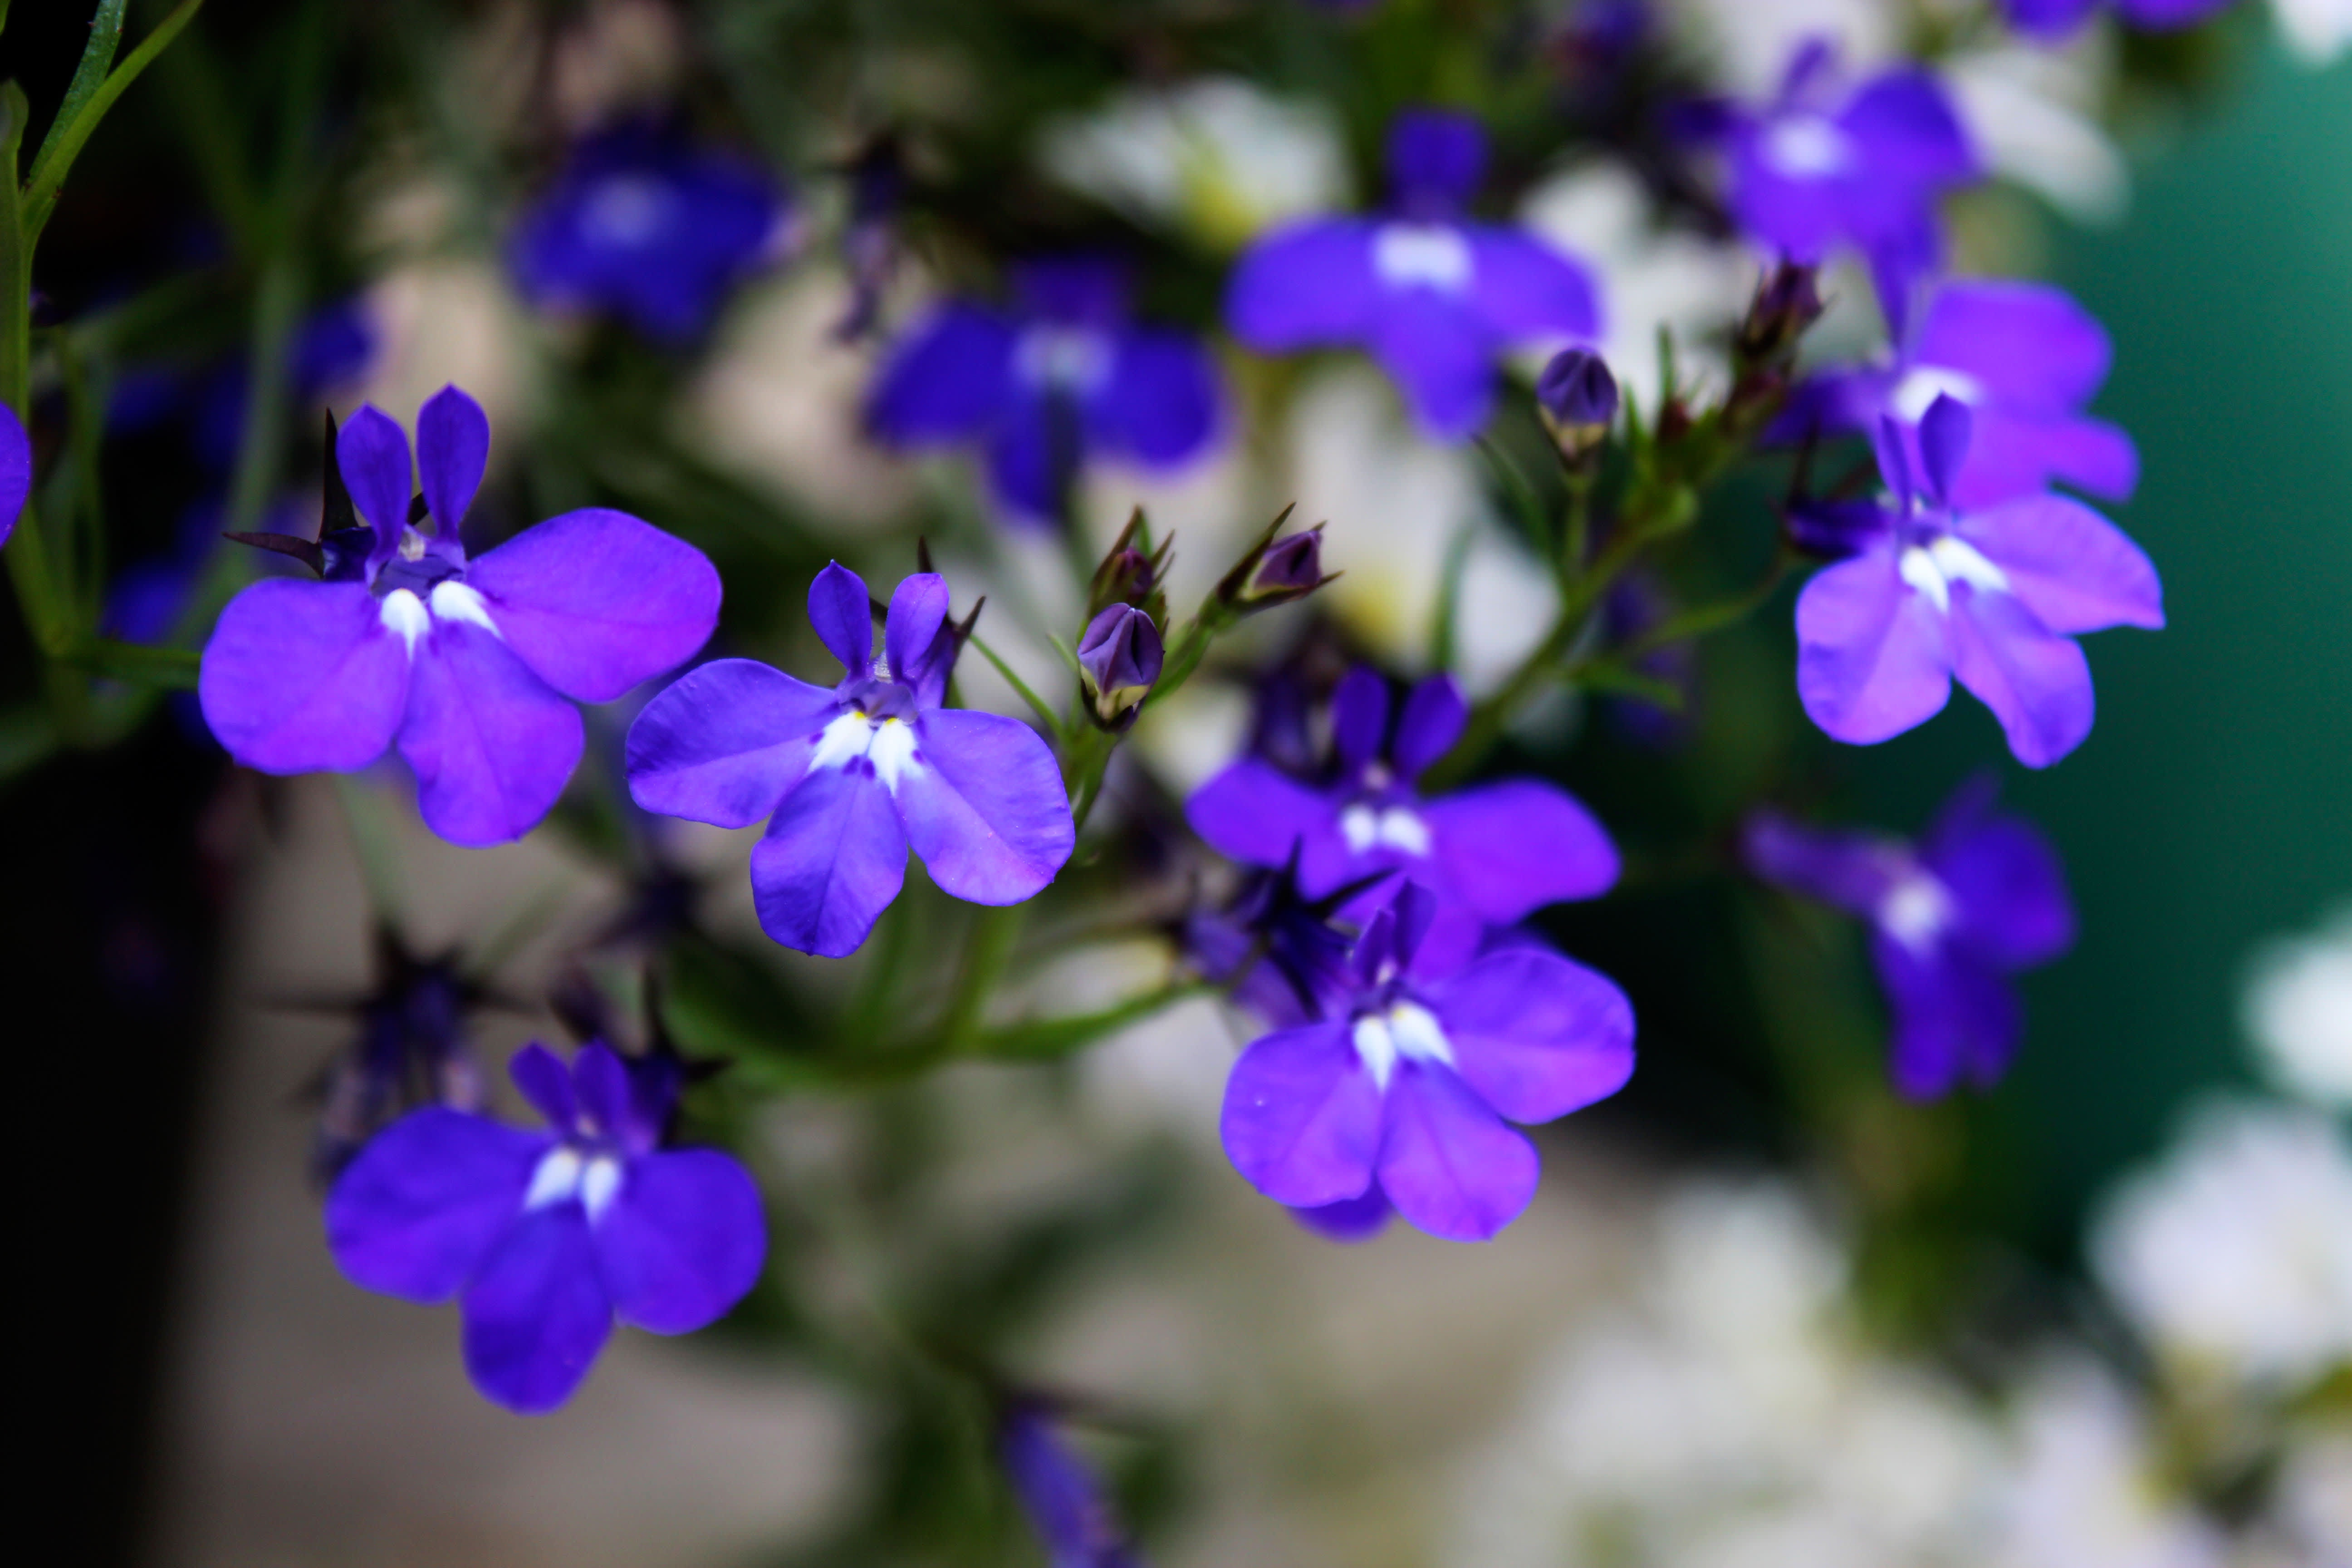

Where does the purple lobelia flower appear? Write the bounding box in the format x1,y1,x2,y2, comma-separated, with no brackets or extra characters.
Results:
1222,883,1635,1240
1781,277,2136,510
624,563,1076,957
1744,779,2073,1098
866,257,1221,524
2001,0,2233,39
1187,666,1619,970
1000,1402,1142,1568
1707,40,1976,328
1791,396,2162,768
198,387,722,845
510,122,791,344
1227,108,1601,441
326,1039,766,1413
0,401,27,548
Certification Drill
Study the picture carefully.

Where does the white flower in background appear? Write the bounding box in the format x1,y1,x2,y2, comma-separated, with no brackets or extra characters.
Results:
1946,34,2132,224
2092,1102,2352,1389
2272,0,2352,65
1661,0,1899,97
1039,77,1352,251
2244,908,2352,1110
1994,1361,2229,1568
1518,161,1751,411
2272,1431,2352,1565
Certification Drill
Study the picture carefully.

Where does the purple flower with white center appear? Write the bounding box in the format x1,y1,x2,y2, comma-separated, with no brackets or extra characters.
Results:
1187,666,1619,972
0,401,27,548
1744,779,2074,1098
1792,396,2163,768
326,1040,766,1413
1710,40,1977,327
623,563,1076,958
1222,884,1635,1241
865,257,1222,524
510,122,791,344
2001,0,2234,40
1226,108,1601,441
1781,277,2136,510
198,388,720,845
1000,1402,1142,1568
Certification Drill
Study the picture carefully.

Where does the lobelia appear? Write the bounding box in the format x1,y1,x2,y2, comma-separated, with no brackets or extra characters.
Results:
623,563,1077,957
865,256,1223,522
1220,883,1636,1242
1790,395,2163,768
1226,106,1602,441
326,1040,766,1413
2001,0,2235,39
1745,779,2075,1099
0,400,26,547
1187,666,1619,972
999,1401,1143,1568
197,386,722,845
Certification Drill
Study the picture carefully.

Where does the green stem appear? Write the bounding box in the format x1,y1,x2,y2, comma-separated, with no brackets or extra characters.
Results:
20,0,208,246
936,904,1025,1054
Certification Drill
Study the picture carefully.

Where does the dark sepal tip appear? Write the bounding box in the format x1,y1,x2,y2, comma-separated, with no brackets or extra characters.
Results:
223,530,327,576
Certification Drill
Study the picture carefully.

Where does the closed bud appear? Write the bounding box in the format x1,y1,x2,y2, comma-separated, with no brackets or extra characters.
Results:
1736,260,1823,365
1076,603,1164,730
1087,506,1173,623
1215,505,1336,620
1535,347,1618,459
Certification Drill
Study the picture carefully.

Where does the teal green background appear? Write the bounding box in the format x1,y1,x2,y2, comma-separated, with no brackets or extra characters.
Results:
1856,41,2352,1245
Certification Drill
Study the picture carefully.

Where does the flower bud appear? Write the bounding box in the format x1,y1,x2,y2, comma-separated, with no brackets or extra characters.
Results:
1086,506,1172,624
1214,505,1336,619
1077,603,1164,730
1535,347,1618,458
1735,260,1823,365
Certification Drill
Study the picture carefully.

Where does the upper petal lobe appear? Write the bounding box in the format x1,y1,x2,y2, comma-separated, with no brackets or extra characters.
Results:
199,580,412,773
465,508,722,702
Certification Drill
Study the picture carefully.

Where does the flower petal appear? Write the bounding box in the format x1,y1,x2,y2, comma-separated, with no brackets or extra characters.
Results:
1795,548,1954,746
1376,1061,1539,1241
807,560,874,675
1371,290,1496,441
1332,666,1390,773
1391,675,1467,780
1089,329,1221,468
1841,69,1976,188
1466,229,1600,341
1427,949,1636,1124
749,764,907,957
592,1149,767,1334
461,1203,614,1414
866,303,1017,442
1226,219,1381,348
1949,406,2138,508
397,622,584,846
1913,279,2111,413
1186,759,1333,867
0,402,28,547
625,658,840,829
510,1044,576,1133
1291,1187,1395,1243
325,1108,547,1303
985,399,1062,523
336,404,413,554
1947,588,2095,768
416,385,490,537
1421,779,1621,920
1871,933,2022,1098
1925,804,2076,970
199,580,412,773
898,708,1075,904
464,508,722,703
1956,493,2164,635
882,572,950,688
1742,811,1905,919
1220,1021,1383,1208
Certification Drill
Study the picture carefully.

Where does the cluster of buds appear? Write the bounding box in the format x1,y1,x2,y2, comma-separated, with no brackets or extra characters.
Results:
1078,510,1172,731
1535,347,1620,463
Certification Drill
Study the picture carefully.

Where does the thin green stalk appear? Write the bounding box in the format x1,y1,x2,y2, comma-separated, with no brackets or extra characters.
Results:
21,0,208,245
936,904,1025,1053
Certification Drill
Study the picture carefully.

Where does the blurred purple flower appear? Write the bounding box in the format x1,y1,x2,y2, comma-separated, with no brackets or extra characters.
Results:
1221,883,1634,1241
1791,396,2162,767
1000,1403,1142,1568
1187,666,1618,971
1781,277,2136,509
0,401,27,548
1227,108,1601,440
625,563,1075,957
198,386,723,845
2002,0,2232,39
307,931,491,1180
327,1040,765,1413
510,122,791,343
866,257,1222,523
1744,779,2074,1098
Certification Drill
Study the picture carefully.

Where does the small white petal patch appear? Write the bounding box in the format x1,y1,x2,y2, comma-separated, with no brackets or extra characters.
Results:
428,579,502,638
1879,872,1958,951
1898,546,1952,615
1891,364,1988,423
524,1147,584,1210
1927,535,2012,596
1340,803,1433,857
1762,115,1856,178
867,716,921,792
379,588,431,656
580,1155,624,1224
807,709,926,794
1373,223,1474,293
1351,1000,1457,1093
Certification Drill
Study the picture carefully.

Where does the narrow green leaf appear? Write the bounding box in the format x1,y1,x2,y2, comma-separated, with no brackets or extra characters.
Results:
21,0,207,245
72,638,200,688
26,0,129,191
970,981,1208,1063
965,632,1064,740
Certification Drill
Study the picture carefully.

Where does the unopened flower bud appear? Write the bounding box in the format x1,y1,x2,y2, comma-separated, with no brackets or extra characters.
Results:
1077,603,1164,730
1536,347,1618,458
1736,260,1823,365
1086,506,1172,623
1215,506,1335,620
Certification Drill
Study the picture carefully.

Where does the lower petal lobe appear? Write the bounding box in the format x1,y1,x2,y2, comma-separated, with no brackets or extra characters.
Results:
199,580,411,773
1947,589,2094,768
1795,549,1954,746
626,660,839,829
592,1149,767,1334
1220,1022,1383,1209
897,709,1074,905
1423,779,1620,921
1090,330,1221,468
462,1203,615,1414
749,764,908,957
1371,291,1497,441
466,509,722,702
1429,949,1636,1124
326,1108,547,1302
1376,1062,1539,1241
1872,933,2023,1098
398,622,586,845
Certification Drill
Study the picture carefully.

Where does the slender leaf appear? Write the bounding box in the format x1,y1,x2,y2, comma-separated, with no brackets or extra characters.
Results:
965,632,1063,740
22,0,207,245
969,981,1208,1063
26,0,129,191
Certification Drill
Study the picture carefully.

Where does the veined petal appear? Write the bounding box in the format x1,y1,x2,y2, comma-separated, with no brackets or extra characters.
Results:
463,508,721,702
1422,779,1620,920
1220,1022,1383,1208
749,764,907,957
416,385,490,537
1376,1061,1539,1241
807,561,874,675
199,579,412,773
1795,548,1955,746
1956,493,2164,635
897,709,1074,904
326,1108,548,1303
1225,218,1382,348
1186,760,1333,867
1947,588,2095,768
625,659,839,828
397,622,585,846
1465,229,1601,341
461,1203,614,1414
592,1149,767,1334
1427,949,1636,1124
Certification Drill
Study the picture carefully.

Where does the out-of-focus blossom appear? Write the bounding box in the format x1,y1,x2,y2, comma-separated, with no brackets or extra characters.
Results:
1189,666,1619,970
1789,397,2162,767
2001,0,2233,42
1992,1361,2230,1568
1220,883,1634,1241
2243,908,2352,1110
1000,1402,1142,1568
327,1040,765,1413
308,932,489,1179
1039,77,1352,251
1666,0,1900,98
2092,1101,2352,1389
510,122,792,344
1747,777,2074,1098
626,564,1074,957
1946,37,2132,223
1229,108,1602,441
834,133,906,343
1783,277,2137,509
2271,0,2352,63
867,258,1223,524
0,401,27,548
199,387,721,845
